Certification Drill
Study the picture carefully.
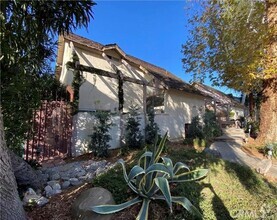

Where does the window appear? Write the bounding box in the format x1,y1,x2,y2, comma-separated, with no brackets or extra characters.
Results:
146,92,165,114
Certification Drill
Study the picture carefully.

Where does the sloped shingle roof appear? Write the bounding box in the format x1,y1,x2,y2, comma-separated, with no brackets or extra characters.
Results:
62,33,203,95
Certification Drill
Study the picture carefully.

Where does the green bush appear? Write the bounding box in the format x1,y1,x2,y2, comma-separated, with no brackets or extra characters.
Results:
183,138,193,146
187,116,203,139
92,166,130,204
89,111,114,157
203,110,222,140
145,106,160,145
125,105,143,150
265,143,277,159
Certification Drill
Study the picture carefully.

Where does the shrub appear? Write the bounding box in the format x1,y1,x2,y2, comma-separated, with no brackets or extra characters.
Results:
92,166,130,204
145,106,160,145
183,138,193,146
125,105,143,150
88,111,114,157
187,116,203,139
192,138,206,152
203,110,221,140
265,143,277,159
92,133,208,219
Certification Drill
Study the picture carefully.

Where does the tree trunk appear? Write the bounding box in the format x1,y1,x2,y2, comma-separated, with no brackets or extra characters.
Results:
0,108,26,220
257,1,277,144
248,92,255,119
258,78,277,143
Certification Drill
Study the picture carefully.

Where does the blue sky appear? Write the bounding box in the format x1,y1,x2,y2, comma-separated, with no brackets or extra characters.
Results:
73,0,239,96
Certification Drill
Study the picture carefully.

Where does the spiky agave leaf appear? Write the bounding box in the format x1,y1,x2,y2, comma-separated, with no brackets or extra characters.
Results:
153,196,202,219
161,156,174,179
118,159,138,193
128,165,145,183
136,198,151,220
138,151,152,169
173,161,190,175
170,169,209,183
141,163,171,193
92,196,142,214
153,131,168,163
154,177,172,212
172,196,202,219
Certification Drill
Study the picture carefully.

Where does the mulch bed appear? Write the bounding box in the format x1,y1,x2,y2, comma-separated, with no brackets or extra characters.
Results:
26,183,92,220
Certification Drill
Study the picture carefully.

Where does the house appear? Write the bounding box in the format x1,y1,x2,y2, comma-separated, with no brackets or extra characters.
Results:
192,82,246,127
56,33,244,156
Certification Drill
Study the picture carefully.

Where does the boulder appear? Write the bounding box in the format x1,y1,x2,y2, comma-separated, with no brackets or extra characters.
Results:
8,150,43,190
71,187,115,220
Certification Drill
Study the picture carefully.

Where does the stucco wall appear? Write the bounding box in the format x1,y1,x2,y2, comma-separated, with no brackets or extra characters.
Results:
60,42,210,154
155,89,207,140
71,112,146,156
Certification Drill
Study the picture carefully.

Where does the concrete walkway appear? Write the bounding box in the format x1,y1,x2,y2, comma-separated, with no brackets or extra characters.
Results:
207,128,277,179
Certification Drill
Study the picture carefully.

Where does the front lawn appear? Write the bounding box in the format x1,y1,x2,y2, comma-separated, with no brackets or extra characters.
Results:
93,147,277,220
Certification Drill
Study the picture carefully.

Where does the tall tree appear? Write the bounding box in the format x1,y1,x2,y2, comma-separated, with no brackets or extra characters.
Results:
0,0,95,154
182,0,276,143
0,1,95,219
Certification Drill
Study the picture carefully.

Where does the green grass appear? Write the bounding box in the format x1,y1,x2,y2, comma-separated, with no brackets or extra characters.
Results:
92,148,277,219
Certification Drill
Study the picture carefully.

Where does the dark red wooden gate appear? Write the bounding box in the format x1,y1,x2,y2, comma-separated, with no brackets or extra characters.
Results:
24,100,72,162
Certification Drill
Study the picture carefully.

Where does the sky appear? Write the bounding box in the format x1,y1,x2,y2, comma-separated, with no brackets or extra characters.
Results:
73,0,240,96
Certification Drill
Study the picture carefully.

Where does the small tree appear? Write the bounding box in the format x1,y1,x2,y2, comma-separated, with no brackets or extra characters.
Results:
89,111,113,157
125,105,143,149
145,106,159,145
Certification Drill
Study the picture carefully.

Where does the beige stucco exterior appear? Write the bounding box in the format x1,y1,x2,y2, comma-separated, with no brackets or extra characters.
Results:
57,35,244,156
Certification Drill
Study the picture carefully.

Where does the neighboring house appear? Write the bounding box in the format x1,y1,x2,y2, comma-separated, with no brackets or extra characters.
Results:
192,82,246,126
56,33,243,156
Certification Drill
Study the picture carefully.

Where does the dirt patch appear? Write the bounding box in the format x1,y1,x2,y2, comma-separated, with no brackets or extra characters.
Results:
242,138,277,163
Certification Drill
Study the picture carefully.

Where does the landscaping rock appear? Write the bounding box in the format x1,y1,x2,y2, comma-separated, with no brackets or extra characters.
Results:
47,180,59,188
71,187,115,220
62,181,71,189
76,169,86,177
40,159,117,197
44,185,53,197
85,172,95,180
70,178,82,186
9,150,44,190
50,173,60,180
52,183,61,191
36,196,49,207
52,189,62,195
23,188,49,207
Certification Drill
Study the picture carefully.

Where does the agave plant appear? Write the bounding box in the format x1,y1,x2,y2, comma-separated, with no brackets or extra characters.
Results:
92,132,208,219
